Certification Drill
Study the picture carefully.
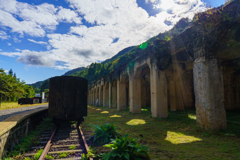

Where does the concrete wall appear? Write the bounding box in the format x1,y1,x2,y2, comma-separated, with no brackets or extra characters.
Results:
0,108,48,158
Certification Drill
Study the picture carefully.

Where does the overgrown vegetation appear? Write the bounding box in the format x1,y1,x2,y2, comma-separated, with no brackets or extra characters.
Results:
101,133,150,160
3,118,55,159
0,69,35,102
83,105,240,159
93,123,120,145
69,145,76,150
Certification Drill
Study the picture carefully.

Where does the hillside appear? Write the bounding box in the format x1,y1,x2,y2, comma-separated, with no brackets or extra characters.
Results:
29,17,191,91
62,67,85,76
73,17,192,84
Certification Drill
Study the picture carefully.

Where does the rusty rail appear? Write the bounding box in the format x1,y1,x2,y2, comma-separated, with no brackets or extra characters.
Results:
79,126,93,160
39,127,57,160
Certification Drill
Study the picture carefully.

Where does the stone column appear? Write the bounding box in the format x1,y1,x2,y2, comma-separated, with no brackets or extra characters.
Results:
105,84,109,107
103,85,106,107
112,83,117,108
141,79,147,107
109,81,112,108
150,64,168,118
194,57,227,130
117,79,127,111
169,80,177,111
99,86,101,106
129,72,141,113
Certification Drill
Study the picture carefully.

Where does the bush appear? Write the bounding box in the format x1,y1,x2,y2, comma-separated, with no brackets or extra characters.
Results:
101,134,150,160
93,123,120,145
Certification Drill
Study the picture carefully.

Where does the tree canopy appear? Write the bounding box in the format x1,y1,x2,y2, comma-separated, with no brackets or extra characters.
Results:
0,69,35,102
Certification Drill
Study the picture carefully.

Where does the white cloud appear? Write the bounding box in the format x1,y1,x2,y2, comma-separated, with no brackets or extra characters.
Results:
0,51,21,57
7,42,11,46
4,70,8,73
13,37,21,43
0,0,82,37
28,39,47,45
0,49,2,51
0,0,206,70
0,31,10,39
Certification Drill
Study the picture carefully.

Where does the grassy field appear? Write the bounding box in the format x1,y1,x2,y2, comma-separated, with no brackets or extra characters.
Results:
0,102,48,110
82,105,240,160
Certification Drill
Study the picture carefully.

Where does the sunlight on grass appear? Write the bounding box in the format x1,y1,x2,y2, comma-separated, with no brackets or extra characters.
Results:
126,119,146,125
96,109,101,110
165,131,202,144
110,114,122,118
0,102,48,110
141,108,148,111
101,111,109,114
188,114,196,120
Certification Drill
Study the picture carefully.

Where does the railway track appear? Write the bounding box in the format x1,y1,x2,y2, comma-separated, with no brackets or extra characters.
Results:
24,122,93,160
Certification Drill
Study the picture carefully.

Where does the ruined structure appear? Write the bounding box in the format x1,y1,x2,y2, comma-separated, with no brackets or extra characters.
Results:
88,0,240,130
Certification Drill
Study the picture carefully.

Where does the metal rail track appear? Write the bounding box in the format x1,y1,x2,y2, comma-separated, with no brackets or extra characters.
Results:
24,122,93,160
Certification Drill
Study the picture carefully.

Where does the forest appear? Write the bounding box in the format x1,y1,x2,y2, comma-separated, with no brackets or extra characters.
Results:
0,69,35,102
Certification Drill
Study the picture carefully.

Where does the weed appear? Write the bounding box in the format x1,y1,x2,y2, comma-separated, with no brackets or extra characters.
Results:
58,152,68,158
34,149,43,160
23,157,31,160
69,145,76,150
101,133,150,160
45,154,54,159
93,123,120,145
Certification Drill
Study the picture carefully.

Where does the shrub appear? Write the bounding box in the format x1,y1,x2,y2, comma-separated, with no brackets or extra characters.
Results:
101,134,150,160
93,123,120,145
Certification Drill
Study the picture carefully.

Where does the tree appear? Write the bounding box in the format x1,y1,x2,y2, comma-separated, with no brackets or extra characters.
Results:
8,69,13,76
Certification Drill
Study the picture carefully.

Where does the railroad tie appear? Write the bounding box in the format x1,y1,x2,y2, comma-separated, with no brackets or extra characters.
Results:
48,149,83,154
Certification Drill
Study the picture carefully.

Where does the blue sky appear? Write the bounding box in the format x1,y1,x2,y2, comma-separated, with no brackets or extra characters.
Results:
0,0,225,84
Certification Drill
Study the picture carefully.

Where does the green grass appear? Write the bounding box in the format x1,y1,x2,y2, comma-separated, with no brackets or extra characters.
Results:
69,145,76,150
0,102,48,110
82,105,240,160
34,149,43,160
58,152,68,158
45,154,54,159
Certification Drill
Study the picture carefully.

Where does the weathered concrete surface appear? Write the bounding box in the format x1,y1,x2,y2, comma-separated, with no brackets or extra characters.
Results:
109,81,112,108
169,80,177,111
193,57,227,130
150,64,168,118
129,72,141,113
117,80,127,111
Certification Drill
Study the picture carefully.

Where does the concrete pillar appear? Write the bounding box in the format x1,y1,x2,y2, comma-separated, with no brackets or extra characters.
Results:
193,57,227,130
103,85,105,107
98,87,101,106
141,79,147,107
100,87,103,106
169,80,177,111
104,83,109,107
112,83,117,108
117,79,127,111
129,72,141,113
150,64,168,118
42,92,45,103
109,81,112,108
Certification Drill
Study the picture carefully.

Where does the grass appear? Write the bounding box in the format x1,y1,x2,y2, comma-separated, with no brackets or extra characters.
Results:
58,152,68,158
69,145,76,150
82,105,240,160
0,102,48,110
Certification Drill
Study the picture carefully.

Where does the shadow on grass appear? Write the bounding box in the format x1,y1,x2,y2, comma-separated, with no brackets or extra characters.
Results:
86,105,240,159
